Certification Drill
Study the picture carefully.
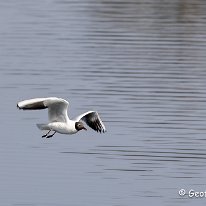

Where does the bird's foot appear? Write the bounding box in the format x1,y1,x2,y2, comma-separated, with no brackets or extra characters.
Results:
46,131,56,138
42,130,51,138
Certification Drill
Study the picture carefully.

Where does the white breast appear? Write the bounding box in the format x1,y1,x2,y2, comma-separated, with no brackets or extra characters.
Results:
48,121,77,134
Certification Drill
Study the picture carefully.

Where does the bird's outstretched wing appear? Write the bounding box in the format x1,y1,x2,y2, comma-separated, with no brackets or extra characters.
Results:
17,97,69,123
74,111,106,133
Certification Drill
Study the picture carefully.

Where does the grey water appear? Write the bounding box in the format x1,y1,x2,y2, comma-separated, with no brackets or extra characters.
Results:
1,0,206,205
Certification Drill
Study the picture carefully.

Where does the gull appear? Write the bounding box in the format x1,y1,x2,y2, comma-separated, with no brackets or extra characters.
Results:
17,97,106,138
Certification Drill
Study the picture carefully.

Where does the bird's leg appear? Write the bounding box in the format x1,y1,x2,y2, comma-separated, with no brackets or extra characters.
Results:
42,130,51,138
46,131,56,138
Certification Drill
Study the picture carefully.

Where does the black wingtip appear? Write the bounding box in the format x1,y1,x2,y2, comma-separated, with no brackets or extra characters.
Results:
17,103,21,109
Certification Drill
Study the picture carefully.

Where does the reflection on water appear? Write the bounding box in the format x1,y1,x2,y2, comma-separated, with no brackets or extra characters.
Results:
1,0,206,206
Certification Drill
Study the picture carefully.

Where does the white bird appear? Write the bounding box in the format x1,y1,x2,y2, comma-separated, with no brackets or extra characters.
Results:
17,97,106,138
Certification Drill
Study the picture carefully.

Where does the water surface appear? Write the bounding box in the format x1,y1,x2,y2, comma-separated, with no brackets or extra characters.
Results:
1,0,206,205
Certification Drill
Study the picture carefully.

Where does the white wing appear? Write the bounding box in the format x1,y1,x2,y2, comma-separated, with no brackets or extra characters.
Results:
17,97,69,123
74,111,106,133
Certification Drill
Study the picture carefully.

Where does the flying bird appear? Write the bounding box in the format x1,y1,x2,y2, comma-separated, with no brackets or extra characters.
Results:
17,97,106,138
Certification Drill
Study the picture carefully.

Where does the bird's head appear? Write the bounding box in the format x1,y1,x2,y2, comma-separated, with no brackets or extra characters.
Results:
75,121,87,131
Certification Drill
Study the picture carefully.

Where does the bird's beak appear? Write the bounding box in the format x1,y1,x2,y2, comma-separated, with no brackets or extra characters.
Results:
83,126,87,130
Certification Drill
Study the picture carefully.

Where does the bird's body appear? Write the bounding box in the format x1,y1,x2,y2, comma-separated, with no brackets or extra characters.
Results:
37,121,77,134
17,97,106,138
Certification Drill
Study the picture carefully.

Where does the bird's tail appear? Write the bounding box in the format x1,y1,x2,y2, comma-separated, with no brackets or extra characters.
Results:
36,123,50,131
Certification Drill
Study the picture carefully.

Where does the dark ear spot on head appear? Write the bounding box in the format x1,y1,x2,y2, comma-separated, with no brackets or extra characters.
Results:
75,122,86,131
75,122,79,130
75,122,83,131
